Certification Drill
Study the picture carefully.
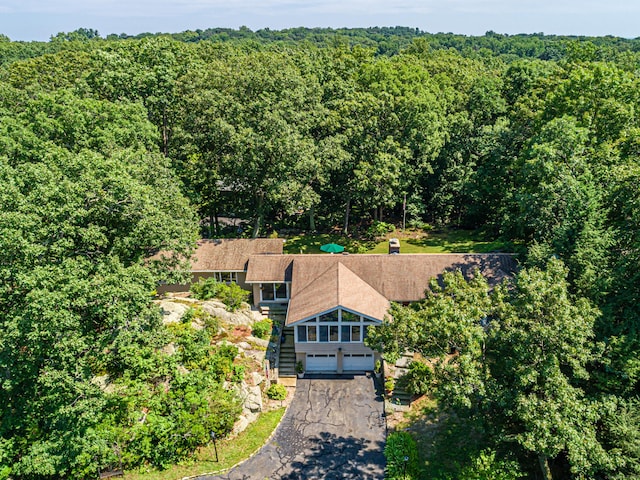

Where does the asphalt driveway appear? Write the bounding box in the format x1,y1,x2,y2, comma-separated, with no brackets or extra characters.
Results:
203,374,386,480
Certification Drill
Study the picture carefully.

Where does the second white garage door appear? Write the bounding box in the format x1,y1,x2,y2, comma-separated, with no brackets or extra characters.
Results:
343,353,374,371
306,354,338,372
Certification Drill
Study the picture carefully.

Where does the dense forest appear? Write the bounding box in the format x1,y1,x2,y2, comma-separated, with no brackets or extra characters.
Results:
1,27,639,478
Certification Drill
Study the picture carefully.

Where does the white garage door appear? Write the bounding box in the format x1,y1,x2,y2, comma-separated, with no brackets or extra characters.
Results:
343,353,374,371
306,354,338,372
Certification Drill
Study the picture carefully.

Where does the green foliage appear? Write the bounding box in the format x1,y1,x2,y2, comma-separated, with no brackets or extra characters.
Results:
457,449,524,480
218,282,249,312
295,361,304,374
385,378,396,393
366,220,395,239
266,384,287,401
2,29,640,478
384,431,421,480
252,319,272,339
190,277,221,300
232,365,245,383
190,278,249,311
371,259,608,477
404,361,433,396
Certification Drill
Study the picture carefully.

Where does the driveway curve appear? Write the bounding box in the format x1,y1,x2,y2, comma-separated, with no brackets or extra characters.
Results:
202,373,386,480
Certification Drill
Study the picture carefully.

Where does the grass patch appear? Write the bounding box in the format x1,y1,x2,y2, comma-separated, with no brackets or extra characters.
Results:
283,233,374,254
395,397,489,479
125,407,285,480
284,229,516,255
367,229,516,254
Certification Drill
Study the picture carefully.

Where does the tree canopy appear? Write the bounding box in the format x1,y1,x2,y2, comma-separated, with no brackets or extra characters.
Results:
1,27,640,478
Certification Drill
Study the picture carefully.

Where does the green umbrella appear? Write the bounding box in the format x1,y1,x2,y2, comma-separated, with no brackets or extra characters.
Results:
320,243,345,253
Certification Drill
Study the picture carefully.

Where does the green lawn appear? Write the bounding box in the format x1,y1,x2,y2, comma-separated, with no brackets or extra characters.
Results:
283,233,374,254
284,229,516,255
367,230,514,254
395,397,488,479
125,408,285,480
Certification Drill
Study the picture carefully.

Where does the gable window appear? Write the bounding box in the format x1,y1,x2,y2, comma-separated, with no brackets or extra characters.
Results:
295,308,378,343
319,311,338,322
341,311,359,322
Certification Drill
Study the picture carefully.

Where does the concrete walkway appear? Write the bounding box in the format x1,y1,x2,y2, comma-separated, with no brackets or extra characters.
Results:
201,374,386,480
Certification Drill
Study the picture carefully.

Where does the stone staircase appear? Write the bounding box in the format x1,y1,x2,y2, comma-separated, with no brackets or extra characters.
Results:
278,327,296,377
389,351,414,408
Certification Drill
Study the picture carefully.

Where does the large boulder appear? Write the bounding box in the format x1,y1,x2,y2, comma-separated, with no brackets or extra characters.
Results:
158,301,189,325
233,382,263,414
244,385,263,413
200,302,259,326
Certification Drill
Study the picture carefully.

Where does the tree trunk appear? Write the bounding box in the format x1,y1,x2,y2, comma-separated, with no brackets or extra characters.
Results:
343,198,351,235
309,204,316,232
538,454,553,480
253,192,264,238
162,110,169,157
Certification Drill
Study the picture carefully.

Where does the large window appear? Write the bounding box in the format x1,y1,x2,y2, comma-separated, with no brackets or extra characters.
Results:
260,283,289,302
215,271,238,283
295,308,377,343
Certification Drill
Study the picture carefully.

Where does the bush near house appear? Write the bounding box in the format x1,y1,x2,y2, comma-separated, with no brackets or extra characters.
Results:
405,361,433,396
252,319,273,339
190,278,249,312
384,431,421,479
266,384,287,401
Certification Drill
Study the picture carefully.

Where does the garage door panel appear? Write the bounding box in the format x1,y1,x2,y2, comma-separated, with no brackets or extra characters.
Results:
343,353,374,371
306,354,337,372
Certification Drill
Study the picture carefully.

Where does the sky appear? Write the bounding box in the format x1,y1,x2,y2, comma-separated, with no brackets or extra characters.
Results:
1,0,639,42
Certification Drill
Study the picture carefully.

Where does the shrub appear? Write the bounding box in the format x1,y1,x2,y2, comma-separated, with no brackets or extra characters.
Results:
203,313,220,334
375,359,382,374
266,383,287,401
405,361,433,396
217,343,239,361
458,449,525,480
385,377,396,393
190,277,249,312
252,319,272,339
232,364,245,383
385,431,420,479
190,277,220,300
217,282,249,312
366,220,395,239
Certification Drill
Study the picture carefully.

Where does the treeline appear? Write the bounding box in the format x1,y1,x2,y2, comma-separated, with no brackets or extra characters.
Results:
0,30,639,478
3,27,640,66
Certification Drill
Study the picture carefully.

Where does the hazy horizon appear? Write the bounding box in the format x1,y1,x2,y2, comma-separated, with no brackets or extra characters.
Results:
1,0,638,42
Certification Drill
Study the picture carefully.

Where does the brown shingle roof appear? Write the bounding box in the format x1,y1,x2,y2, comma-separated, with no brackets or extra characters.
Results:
152,238,284,272
283,254,516,302
286,262,391,325
245,254,296,282
246,253,517,324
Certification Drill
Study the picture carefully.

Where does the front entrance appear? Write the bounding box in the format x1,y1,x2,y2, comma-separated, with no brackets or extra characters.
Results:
306,353,337,372
343,353,374,371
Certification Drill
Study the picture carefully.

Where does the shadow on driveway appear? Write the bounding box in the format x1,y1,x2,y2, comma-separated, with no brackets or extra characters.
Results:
202,374,386,480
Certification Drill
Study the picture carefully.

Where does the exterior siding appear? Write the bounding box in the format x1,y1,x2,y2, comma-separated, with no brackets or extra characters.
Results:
157,271,246,294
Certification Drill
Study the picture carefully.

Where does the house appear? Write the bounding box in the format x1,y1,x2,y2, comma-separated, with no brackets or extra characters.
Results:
245,251,516,373
157,239,517,374
155,238,284,293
